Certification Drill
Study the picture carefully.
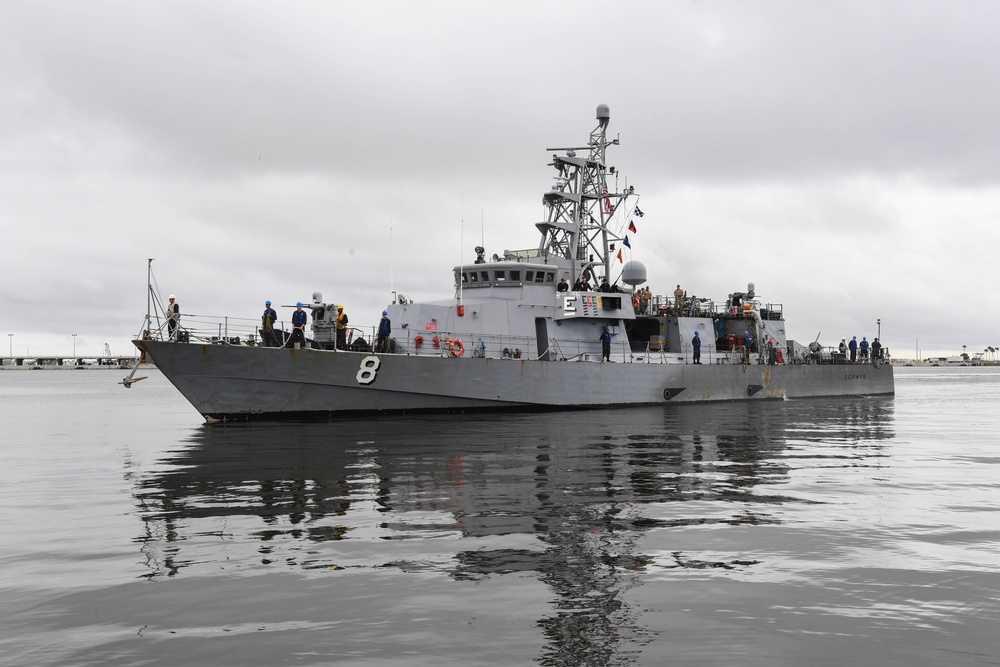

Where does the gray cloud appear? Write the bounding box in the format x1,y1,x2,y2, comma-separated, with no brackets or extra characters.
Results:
2,0,999,360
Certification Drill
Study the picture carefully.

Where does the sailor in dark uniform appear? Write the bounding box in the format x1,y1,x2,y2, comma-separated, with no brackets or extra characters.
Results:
286,302,307,349
376,310,391,353
600,326,612,362
261,300,277,346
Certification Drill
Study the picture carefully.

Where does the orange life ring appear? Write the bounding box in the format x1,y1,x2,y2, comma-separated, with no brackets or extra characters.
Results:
450,339,465,357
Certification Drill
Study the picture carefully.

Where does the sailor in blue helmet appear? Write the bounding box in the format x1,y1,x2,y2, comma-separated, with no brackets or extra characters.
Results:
285,301,308,349
859,336,870,362
849,335,858,363
742,330,752,364
376,309,392,353
692,330,702,364
261,299,277,347
599,325,613,362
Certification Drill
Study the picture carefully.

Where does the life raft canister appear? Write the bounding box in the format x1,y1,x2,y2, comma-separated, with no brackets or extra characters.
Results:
432,335,440,348
450,339,465,357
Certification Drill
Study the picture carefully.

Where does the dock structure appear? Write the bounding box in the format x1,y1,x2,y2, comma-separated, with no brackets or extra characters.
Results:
0,356,142,369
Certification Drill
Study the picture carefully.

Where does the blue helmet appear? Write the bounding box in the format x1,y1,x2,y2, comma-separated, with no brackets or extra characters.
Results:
296,301,303,307
265,300,271,305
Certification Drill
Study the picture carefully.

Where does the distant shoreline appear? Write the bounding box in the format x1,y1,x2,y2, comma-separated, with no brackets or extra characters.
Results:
0,362,151,371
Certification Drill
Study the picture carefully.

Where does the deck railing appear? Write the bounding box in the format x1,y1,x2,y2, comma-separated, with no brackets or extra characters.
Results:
151,312,889,366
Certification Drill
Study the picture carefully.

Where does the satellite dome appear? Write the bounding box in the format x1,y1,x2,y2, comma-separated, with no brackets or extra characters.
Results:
621,260,647,286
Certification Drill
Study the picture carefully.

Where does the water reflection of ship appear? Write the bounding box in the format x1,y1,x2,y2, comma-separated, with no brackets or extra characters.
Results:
133,399,894,660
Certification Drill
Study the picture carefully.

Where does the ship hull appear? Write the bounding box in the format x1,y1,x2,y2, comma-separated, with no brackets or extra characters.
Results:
136,340,895,422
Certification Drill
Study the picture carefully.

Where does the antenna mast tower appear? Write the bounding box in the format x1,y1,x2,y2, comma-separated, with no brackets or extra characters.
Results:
537,104,633,282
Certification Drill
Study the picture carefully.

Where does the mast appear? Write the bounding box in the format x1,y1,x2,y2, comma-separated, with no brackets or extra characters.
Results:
537,104,632,283
146,258,152,325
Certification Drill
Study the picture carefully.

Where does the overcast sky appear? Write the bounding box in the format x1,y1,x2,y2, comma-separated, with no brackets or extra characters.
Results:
3,0,998,360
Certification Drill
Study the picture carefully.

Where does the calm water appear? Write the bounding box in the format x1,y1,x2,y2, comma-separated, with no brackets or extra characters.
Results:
1,366,999,666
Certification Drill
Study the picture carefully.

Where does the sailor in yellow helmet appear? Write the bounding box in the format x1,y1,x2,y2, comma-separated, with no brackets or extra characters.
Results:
335,304,348,349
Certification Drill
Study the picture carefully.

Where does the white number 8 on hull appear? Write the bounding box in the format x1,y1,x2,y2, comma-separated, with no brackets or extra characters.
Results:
356,356,381,385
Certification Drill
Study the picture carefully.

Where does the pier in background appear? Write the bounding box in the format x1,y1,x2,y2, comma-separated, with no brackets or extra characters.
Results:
0,356,141,369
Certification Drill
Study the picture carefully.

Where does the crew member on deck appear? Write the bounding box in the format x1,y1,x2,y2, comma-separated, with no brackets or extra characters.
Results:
261,300,277,347
166,294,180,341
849,336,858,363
376,310,391,353
557,278,569,292
674,284,684,308
600,326,613,362
742,330,752,364
286,302,307,349
692,331,702,364
335,305,349,349
637,286,650,314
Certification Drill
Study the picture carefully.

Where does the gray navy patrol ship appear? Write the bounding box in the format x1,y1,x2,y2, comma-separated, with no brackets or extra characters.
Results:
130,105,894,421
